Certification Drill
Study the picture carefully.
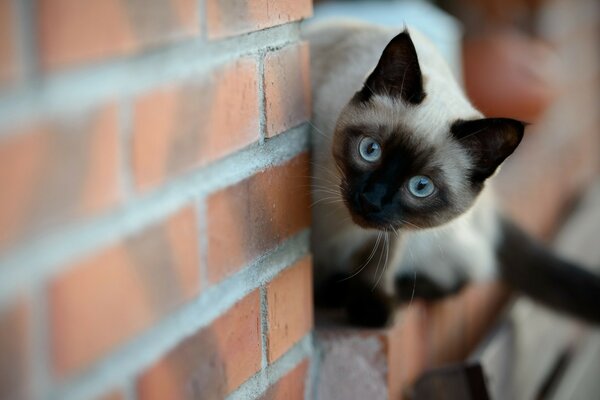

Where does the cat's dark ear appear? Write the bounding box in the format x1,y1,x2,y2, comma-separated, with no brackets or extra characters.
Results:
356,30,425,104
452,118,525,182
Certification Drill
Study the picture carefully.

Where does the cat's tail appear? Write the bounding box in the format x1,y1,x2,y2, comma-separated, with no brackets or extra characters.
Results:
497,216,600,324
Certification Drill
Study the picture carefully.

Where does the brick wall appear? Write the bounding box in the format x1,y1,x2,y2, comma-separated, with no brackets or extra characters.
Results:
0,1,313,399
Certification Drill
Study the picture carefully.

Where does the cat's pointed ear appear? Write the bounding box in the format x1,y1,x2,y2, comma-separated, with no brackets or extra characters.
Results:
451,118,525,181
356,30,426,104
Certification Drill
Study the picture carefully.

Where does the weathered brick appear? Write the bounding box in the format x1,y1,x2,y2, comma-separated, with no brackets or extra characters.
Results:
38,0,199,70
264,43,311,137
496,91,600,239
50,207,200,377
315,282,510,400
0,104,120,251
206,153,311,284
425,282,510,366
132,58,259,191
387,303,428,399
0,300,29,400
137,290,261,399
0,0,16,85
95,390,125,400
260,360,309,400
205,0,312,39
266,256,313,363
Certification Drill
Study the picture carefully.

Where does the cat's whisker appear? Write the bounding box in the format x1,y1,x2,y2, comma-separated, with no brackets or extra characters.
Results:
312,170,342,186
311,189,341,198
312,193,340,200
333,162,344,177
311,192,342,200
363,81,376,97
372,233,390,291
311,183,341,192
400,219,421,230
312,195,342,203
406,267,418,309
338,232,382,282
307,121,328,139
311,197,343,207
371,233,388,291
310,161,339,176
311,176,339,186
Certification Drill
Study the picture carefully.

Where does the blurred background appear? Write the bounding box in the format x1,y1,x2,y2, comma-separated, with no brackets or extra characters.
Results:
0,0,598,399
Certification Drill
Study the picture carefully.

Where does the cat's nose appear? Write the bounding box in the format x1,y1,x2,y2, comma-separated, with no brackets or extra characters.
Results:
359,192,382,214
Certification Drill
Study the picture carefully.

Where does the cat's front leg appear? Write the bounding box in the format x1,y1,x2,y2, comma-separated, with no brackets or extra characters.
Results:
342,235,398,327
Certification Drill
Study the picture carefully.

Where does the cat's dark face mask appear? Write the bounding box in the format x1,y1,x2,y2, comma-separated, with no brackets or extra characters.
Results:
334,126,455,230
333,117,526,231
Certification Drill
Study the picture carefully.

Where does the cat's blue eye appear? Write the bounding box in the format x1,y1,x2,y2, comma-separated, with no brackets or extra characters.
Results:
408,176,435,198
358,137,382,162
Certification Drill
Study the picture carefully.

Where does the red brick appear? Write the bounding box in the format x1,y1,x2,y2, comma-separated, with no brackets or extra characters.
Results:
0,0,17,85
132,58,259,191
260,360,309,400
206,153,311,284
38,0,199,70
387,303,428,400
497,94,600,239
264,43,311,137
95,390,125,400
50,207,200,377
205,0,312,39
494,10,600,239
137,291,261,399
315,282,510,399
424,282,509,366
0,300,29,400
0,104,120,251
266,257,313,363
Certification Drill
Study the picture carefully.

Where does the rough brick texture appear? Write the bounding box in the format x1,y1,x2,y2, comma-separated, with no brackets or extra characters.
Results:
205,0,312,39
0,0,16,85
316,283,510,400
0,301,29,400
0,104,120,251
266,256,313,363
132,58,259,191
206,153,311,284
260,360,309,400
3,0,314,398
50,207,200,377
264,43,311,137
38,0,199,70
95,391,125,400
137,291,261,400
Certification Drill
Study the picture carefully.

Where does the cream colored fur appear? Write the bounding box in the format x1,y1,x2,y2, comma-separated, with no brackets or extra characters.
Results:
303,20,502,295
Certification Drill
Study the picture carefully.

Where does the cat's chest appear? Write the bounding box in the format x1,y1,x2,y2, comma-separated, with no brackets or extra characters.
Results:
395,210,500,284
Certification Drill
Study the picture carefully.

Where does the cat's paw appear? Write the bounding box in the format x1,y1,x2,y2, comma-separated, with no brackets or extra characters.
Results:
395,273,466,303
345,284,395,328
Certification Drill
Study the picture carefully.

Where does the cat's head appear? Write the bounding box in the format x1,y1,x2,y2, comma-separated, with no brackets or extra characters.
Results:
332,30,525,230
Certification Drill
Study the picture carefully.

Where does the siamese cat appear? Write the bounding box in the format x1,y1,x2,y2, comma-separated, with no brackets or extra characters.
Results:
304,20,600,327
